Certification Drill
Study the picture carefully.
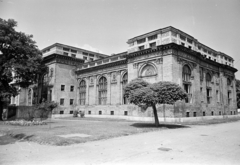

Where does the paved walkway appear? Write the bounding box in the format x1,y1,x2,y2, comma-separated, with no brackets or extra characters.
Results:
1,121,240,165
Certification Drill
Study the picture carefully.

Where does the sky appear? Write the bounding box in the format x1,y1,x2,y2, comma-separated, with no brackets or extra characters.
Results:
1,0,240,78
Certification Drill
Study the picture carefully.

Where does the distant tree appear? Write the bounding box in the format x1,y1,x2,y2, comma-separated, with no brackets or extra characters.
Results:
124,79,187,126
0,18,45,111
236,79,240,108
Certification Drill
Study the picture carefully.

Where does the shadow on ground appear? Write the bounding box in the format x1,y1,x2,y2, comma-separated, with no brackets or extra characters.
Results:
0,133,34,145
131,123,190,129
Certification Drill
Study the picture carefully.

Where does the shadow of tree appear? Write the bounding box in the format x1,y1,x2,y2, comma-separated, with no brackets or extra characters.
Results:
131,123,190,129
13,133,34,140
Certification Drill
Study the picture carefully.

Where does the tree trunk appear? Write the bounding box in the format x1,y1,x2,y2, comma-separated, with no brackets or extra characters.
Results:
152,104,160,127
0,99,3,121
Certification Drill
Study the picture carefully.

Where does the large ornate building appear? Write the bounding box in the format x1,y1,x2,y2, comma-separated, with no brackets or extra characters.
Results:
11,26,238,118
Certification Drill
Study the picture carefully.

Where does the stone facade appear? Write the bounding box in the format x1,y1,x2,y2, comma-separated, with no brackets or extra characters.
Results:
74,43,237,118
11,27,238,118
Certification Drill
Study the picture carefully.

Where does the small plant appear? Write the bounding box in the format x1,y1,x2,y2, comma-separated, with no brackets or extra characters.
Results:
80,111,85,118
4,119,47,126
73,110,78,117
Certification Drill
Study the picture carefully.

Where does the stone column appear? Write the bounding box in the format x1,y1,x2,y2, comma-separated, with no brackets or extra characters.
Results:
107,73,111,105
86,77,89,105
95,76,98,105
118,71,122,104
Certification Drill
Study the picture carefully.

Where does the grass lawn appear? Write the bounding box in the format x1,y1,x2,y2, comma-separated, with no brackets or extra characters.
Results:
0,116,239,146
0,117,184,146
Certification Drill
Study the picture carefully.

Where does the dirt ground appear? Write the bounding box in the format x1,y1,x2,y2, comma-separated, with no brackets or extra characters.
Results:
0,120,240,165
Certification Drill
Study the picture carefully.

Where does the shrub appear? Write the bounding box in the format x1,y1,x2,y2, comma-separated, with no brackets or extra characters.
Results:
80,111,85,118
73,110,78,117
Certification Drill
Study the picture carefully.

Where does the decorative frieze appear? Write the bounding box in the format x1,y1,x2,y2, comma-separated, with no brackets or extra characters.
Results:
133,63,138,69
155,58,163,64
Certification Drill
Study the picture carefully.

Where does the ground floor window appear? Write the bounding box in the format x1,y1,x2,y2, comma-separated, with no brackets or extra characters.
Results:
183,83,191,103
206,88,212,104
79,92,86,105
228,91,232,105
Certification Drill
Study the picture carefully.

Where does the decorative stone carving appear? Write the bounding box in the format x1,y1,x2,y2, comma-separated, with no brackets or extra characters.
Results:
89,76,94,87
133,63,138,69
140,65,157,77
155,58,163,64
111,72,117,84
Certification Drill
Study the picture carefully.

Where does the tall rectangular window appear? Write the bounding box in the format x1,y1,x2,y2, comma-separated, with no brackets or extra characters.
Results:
207,88,212,104
228,91,232,105
61,85,65,91
60,98,64,105
98,77,107,105
70,99,74,105
79,80,86,105
216,90,219,102
70,86,74,92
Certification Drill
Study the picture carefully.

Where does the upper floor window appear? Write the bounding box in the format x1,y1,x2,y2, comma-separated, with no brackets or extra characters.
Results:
60,98,64,105
182,65,192,103
182,65,191,82
227,78,232,86
206,73,212,87
61,85,65,91
148,35,157,41
122,73,128,104
180,34,186,41
187,38,193,44
138,45,144,50
71,49,77,53
63,47,70,51
149,42,156,48
70,86,74,92
171,31,177,37
137,38,146,44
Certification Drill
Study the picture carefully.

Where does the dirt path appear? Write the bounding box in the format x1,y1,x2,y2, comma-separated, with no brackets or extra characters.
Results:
1,121,240,165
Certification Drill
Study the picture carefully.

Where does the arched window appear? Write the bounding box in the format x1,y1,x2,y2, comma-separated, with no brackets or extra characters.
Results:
206,73,212,104
98,77,107,105
122,73,128,104
182,65,192,103
227,78,231,86
206,73,211,87
79,80,86,105
182,65,191,82
140,65,156,77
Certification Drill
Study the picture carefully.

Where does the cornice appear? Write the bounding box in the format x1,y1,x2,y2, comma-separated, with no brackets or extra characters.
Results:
126,43,238,73
75,59,127,74
42,54,84,66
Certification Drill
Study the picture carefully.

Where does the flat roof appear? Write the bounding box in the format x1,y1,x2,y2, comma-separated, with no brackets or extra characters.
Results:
127,26,233,60
41,43,109,58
